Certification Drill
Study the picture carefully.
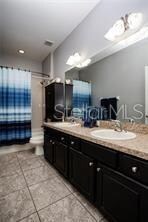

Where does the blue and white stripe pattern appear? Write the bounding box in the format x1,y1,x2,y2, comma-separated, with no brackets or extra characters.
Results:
0,67,31,146
72,80,91,117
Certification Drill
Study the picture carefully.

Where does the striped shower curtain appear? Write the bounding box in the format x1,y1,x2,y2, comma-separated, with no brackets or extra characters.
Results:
0,67,31,146
72,80,91,117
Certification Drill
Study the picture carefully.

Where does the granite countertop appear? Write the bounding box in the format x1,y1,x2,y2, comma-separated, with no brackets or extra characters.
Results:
44,122,148,161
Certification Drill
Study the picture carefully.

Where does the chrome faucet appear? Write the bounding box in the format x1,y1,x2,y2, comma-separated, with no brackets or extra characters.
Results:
62,113,65,122
66,116,84,126
111,120,123,132
70,117,77,123
128,118,135,124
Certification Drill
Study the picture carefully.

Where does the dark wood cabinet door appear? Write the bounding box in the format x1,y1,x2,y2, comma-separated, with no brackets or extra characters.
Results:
44,134,54,164
53,141,68,177
65,84,73,117
69,147,95,201
45,83,64,121
96,163,148,222
45,85,54,121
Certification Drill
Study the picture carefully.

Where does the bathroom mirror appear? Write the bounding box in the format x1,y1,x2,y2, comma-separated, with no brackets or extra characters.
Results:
65,38,148,124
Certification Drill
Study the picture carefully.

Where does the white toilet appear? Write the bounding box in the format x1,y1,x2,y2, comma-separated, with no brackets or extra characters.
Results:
30,128,44,155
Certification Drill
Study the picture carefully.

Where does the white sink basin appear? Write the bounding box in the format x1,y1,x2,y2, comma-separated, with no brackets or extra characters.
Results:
91,129,136,140
53,122,80,128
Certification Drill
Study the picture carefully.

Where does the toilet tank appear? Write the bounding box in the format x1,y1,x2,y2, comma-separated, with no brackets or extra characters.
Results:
32,128,43,137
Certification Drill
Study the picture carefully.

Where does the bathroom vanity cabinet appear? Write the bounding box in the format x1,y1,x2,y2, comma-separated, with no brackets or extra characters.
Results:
44,126,148,222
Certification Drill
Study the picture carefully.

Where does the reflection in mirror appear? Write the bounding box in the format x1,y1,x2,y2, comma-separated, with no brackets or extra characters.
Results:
65,38,148,124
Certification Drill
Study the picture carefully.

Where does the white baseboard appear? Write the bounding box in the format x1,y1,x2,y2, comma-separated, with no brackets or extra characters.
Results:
0,143,33,156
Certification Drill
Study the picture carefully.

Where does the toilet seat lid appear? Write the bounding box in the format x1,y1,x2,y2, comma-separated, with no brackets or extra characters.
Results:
30,136,43,143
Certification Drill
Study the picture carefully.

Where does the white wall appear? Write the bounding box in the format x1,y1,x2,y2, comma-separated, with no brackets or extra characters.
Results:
0,53,43,129
42,53,54,79
42,53,51,76
53,0,148,80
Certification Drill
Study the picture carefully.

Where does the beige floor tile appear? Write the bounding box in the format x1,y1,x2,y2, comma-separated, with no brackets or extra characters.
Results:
0,153,18,167
24,165,57,186
57,174,77,193
19,213,40,222
29,177,71,210
0,188,36,222
0,174,26,197
40,156,63,176
38,194,96,222
0,161,22,178
73,191,103,222
17,149,37,161
20,157,45,171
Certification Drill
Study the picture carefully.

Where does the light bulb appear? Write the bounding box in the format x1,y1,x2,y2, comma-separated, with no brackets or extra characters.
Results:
81,59,91,67
66,56,75,66
113,19,125,36
76,64,82,68
104,27,116,41
18,49,25,54
76,59,91,68
104,19,125,41
66,53,81,66
128,13,143,29
73,53,81,63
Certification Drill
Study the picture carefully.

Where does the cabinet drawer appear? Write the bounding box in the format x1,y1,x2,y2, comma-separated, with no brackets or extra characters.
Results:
81,141,117,168
58,132,69,145
69,136,80,150
119,154,148,185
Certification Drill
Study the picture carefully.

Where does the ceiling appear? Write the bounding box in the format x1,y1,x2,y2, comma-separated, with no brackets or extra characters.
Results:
0,0,100,62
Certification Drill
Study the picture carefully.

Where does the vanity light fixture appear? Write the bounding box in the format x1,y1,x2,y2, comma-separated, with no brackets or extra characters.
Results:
119,26,148,47
66,56,75,66
105,12,143,41
76,58,91,68
127,13,143,30
105,19,125,41
66,53,91,68
66,53,81,66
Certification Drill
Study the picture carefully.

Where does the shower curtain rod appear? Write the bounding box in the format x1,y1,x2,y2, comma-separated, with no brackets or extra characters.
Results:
74,79,91,83
0,65,50,77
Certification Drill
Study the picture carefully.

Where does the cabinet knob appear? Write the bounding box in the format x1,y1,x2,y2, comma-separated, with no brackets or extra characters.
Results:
61,137,64,141
89,162,93,167
132,166,138,173
50,140,52,143
71,141,74,145
52,142,55,145
97,168,101,172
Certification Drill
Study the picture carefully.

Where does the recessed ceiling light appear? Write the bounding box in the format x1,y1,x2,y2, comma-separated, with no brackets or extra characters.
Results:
18,49,25,54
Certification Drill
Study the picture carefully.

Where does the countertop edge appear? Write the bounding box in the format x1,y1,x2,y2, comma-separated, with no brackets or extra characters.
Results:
43,123,148,161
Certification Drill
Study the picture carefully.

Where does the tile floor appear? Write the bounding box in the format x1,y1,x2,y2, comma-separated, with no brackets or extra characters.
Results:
0,149,108,222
